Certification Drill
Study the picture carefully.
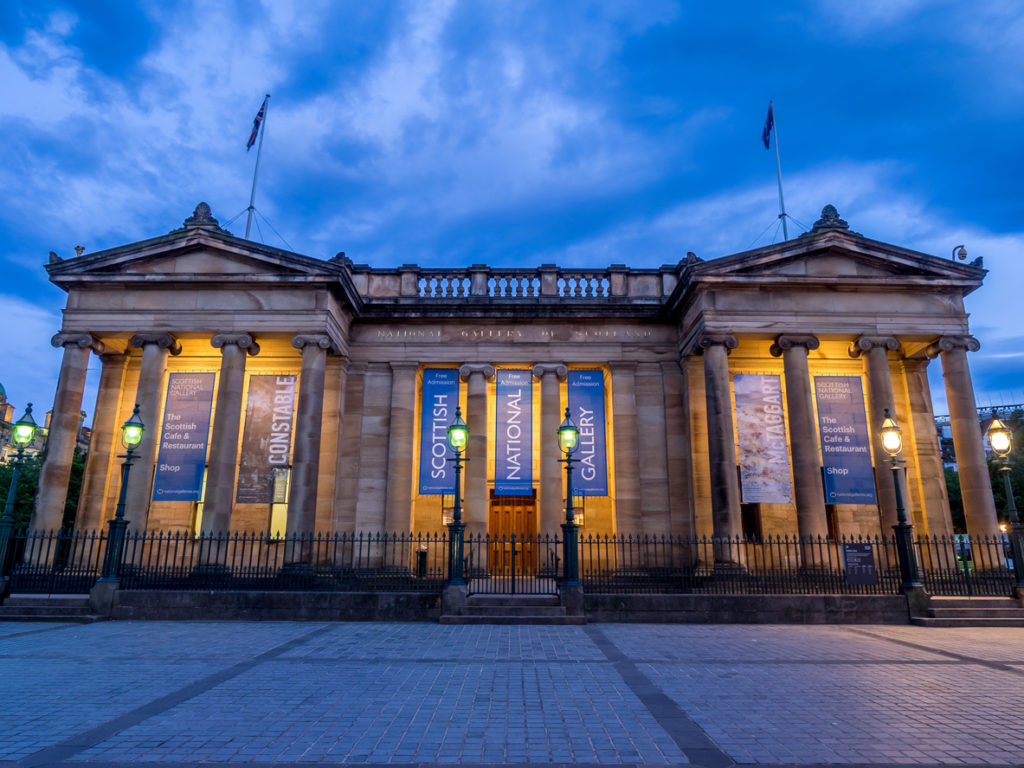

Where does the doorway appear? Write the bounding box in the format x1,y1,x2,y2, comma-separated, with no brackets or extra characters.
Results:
488,489,538,575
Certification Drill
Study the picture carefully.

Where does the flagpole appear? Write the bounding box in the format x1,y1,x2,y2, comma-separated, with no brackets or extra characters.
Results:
245,94,270,240
770,99,789,241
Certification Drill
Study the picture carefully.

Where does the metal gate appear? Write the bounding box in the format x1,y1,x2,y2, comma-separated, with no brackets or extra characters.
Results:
466,533,560,595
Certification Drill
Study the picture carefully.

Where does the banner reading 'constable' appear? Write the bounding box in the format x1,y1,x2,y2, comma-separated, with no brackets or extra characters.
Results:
236,375,297,503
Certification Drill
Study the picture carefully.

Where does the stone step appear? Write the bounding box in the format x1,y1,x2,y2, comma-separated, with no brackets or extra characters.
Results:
0,604,95,617
930,608,1024,619
459,605,567,617
911,616,1024,628
0,613,104,624
928,597,1020,609
4,595,92,608
467,595,560,607
440,614,586,625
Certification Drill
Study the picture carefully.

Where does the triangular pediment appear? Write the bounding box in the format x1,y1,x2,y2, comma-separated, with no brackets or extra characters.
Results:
694,230,985,285
48,229,341,284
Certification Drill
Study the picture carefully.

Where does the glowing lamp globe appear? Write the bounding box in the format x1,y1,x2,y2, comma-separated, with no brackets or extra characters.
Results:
558,407,580,455
879,409,902,458
446,407,468,453
121,404,145,449
12,404,37,447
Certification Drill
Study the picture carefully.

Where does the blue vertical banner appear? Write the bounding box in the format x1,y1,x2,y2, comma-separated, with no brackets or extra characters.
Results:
494,369,533,495
567,370,608,496
814,376,877,505
419,368,460,494
152,372,215,501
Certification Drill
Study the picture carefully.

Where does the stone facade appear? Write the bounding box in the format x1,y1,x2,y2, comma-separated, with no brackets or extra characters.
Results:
34,203,996,542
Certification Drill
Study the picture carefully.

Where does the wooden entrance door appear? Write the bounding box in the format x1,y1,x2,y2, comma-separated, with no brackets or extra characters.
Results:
488,490,538,575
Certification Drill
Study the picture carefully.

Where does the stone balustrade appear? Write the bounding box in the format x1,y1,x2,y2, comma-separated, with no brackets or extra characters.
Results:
349,263,676,301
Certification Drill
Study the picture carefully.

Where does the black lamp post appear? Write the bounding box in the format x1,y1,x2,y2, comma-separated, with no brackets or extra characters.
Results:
445,406,468,586
0,404,38,590
100,404,144,581
880,408,922,589
986,411,1024,593
558,407,581,587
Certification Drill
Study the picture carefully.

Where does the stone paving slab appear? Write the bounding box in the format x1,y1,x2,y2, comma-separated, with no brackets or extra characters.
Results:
0,621,1022,768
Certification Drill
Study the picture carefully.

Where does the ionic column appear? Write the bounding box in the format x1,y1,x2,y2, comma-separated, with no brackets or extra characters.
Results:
384,363,418,532
354,363,393,532
200,333,258,534
32,333,104,531
928,335,999,538
849,335,901,529
286,334,334,535
460,364,495,539
699,334,741,542
636,363,672,536
75,353,127,531
610,362,642,533
125,332,181,532
533,364,568,539
771,335,828,543
903,357,952,536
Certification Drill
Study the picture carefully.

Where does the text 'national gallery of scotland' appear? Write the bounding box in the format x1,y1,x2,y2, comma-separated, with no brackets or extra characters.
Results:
32,203,999,554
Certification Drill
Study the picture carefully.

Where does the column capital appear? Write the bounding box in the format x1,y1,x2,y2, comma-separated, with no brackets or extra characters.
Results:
291,333,337,353
926,335,981,358
211,333,259,356
130,332,181,355
697,333,738,353
459,363,495,381
51,332,104,354
770,334,820,357
848,335,900,358
532,363,568,381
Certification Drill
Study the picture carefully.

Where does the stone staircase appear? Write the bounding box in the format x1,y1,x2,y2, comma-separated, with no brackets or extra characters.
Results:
0,595,105,623
440,594,586,625
911,596,1024,627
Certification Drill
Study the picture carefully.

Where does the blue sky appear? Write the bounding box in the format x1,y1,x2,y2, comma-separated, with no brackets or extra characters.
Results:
2,0,1023,422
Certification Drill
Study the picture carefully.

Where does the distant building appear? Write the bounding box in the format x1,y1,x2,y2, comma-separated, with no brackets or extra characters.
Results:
936,404,1024,467
0,382,90,464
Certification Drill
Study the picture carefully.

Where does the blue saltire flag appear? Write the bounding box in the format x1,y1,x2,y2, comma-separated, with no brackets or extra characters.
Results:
761,102,774,149
247,97,267,151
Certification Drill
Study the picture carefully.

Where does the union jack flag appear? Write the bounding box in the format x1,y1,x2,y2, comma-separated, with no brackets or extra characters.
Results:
247,96,268,151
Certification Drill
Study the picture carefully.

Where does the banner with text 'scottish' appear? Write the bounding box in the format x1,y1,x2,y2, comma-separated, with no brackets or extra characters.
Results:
418,368,460,495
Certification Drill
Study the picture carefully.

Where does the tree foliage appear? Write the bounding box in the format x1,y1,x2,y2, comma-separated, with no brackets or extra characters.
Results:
0,449,87,529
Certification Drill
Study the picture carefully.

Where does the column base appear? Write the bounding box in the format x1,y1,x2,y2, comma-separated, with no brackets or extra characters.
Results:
89,579,119,617
902,585,930,619
560,583,584,616
442,583,468,616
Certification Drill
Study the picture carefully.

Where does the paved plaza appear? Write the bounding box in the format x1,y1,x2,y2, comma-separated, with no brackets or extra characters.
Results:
0,619,1022,768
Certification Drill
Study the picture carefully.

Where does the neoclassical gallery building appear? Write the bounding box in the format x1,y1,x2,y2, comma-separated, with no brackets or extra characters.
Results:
32,203,998,547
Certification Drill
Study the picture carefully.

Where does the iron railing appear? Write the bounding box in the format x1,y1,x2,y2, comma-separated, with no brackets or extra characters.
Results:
0,528,1016,598
116,531,449,591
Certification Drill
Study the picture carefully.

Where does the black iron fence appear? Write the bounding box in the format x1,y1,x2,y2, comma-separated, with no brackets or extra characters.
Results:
0,528,1017,598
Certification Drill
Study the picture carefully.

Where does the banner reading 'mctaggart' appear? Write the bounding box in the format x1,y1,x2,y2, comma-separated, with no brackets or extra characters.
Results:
494,369,533,495
152,372,215,501
236,374,297,504
418,368,459,495
567,370,608,496
733,374,792,503
814,375,877,505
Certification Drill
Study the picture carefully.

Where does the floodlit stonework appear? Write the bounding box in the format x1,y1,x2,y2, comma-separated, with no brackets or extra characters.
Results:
34,203,997,544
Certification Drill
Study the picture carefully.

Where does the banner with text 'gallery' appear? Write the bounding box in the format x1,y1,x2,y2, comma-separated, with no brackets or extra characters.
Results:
733,374,792,503
494,369,533,495
152,372,215,501
235,375,297,504
814,375,877,505
418,368,460,495
567,370,608,496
